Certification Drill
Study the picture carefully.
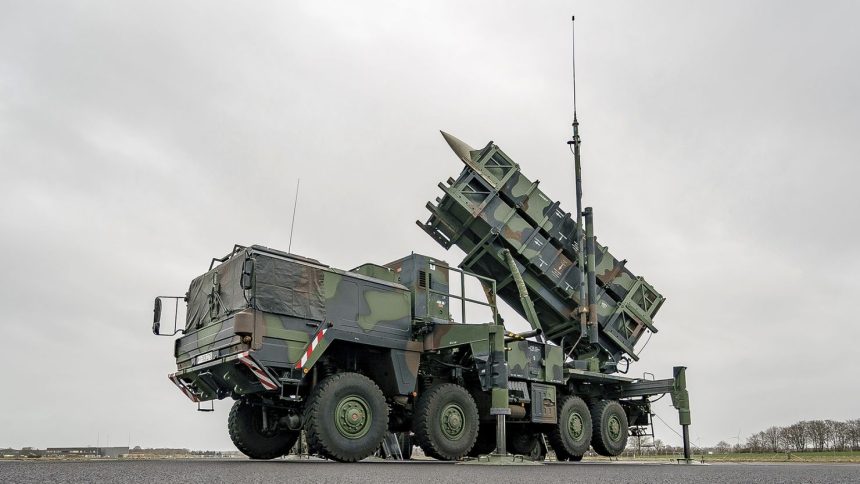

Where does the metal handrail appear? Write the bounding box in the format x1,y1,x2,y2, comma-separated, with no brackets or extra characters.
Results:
424,263,498,325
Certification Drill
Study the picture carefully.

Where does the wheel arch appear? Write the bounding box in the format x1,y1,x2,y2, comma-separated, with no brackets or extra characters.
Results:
306,339,421,397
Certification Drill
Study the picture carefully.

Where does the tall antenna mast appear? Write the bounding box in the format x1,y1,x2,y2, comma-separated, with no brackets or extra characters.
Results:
566,15,593,347
288,178,300,253
571,16,578,124
567,17,582,233
568,16,582,222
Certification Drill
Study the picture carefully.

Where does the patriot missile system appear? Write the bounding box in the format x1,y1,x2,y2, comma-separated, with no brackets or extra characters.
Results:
153,133,691,464
419,132,663,374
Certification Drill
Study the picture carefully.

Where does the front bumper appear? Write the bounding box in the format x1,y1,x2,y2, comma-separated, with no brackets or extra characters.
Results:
168,350,281,402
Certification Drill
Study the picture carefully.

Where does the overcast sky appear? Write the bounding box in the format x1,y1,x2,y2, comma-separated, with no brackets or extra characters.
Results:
2,1,859,451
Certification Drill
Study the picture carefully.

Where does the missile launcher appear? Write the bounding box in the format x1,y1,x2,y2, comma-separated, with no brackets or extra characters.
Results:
420,132,664,372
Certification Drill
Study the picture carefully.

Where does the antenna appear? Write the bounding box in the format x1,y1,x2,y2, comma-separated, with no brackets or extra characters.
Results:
571,15,578,119
288,179,300,253
566,15,591,346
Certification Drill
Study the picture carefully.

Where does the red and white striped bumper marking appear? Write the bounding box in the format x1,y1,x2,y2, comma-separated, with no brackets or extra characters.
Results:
296,328,328,369
237,352,279,391
168,373,199,402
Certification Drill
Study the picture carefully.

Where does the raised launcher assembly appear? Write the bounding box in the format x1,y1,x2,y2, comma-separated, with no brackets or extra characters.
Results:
154,130,693,464
419,132,664,374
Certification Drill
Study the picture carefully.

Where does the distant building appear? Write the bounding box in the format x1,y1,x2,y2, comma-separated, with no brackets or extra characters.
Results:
19,448,45,458
99,447,130,458
45,447,129,458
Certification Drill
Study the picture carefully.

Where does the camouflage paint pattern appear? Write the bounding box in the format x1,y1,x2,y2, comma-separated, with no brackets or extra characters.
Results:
169,242,669,431
419,133,666,370
322,271,412,337
424,323,508,407
505,340,563,384
545,344,564,384
671,366,692,426
160,128,690,450
350,263,398,283
173,246,420,401
384,254,451,323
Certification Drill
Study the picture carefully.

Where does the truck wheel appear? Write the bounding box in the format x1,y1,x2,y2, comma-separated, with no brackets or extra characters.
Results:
228,400,298,459
590,400,628,457
547,395,592,461
508,431,546,461
304,372,388,462
414,383,479,460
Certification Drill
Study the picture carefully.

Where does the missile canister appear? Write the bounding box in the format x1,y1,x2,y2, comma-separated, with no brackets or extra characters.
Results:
419,132,665,372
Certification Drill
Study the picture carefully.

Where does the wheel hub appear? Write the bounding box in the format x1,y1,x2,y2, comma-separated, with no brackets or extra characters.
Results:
440,403,466,440
567,412,584,440
335,395,372,439
607,415,621,441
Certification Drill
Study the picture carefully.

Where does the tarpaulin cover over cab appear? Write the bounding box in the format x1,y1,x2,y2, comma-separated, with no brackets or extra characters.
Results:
185,246,325,330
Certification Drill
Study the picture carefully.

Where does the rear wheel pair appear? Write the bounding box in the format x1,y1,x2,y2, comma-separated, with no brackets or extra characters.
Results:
547,397,629,460
590,400,629,457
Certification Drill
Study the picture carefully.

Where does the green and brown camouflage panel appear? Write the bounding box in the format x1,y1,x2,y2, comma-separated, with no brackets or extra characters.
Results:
419,132,665,370
350,263,399,283
424,322,509,408
383,253,451,324
173,246,435,401
506,340,564,384
671,366,692,426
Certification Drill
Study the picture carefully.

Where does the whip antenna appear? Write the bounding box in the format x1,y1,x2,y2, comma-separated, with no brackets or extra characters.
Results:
571,15,578,119
288,178,300,253
566,15,582,223
566,15,594,349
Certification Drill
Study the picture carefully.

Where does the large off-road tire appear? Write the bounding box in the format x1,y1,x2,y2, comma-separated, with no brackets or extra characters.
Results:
304,372,388,462
547,395,592,461
467,423,497,457
508,431,546,461
414,383,479,460
590,400,628,457
228,400,299,459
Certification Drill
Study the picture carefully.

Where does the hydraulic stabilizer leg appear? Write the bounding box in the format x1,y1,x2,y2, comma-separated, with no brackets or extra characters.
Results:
671,366,693,463
489,326,511,458
682,424,691,462
496,414,507,456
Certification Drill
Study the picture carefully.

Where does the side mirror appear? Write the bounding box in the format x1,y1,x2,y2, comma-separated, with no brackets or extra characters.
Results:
240,258,254,290
152,295,185,337
152,297,162,335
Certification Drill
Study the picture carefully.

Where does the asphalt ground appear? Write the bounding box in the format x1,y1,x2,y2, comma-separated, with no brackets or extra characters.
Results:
2,459,859,484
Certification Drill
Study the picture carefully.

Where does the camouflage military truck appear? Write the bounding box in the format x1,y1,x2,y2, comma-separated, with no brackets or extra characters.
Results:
153,133,691,463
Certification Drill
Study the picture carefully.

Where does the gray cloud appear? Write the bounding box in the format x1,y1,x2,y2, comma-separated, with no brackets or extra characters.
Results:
1,1,858,450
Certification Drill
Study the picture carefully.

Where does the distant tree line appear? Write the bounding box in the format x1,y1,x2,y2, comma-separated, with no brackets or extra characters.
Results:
619,419,860,457
730,419,860,453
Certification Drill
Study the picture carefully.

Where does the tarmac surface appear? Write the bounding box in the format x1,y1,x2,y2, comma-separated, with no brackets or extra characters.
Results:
2,459,860,484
